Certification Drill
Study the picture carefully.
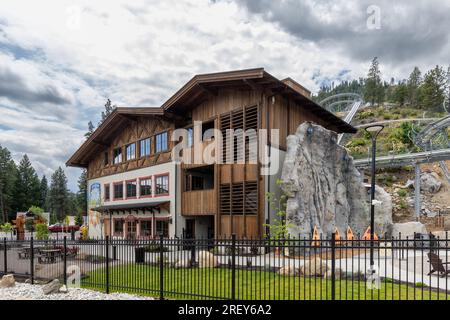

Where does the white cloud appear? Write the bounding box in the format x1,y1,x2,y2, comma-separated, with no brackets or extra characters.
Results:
0,0,448,190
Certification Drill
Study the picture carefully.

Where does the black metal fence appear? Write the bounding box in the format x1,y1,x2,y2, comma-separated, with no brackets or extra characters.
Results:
1,234,450,300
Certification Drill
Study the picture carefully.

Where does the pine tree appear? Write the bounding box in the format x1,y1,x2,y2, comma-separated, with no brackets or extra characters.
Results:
407,67,422,108
48,167,70,222
39,175,48,211
76,170,87,216
0,146,17,223
98,99,117,126
419,65,446,111
84,121,95,139
12,155,40,213
364,57,384,105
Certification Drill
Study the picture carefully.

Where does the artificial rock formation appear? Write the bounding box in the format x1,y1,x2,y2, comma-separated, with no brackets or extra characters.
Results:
281,122,372,238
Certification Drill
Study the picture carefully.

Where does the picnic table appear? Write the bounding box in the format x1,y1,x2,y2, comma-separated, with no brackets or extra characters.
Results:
18,246,43,259
38,249,63,264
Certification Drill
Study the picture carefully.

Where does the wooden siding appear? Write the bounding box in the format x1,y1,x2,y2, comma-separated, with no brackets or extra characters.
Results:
181,189,216,216
87,116,174,180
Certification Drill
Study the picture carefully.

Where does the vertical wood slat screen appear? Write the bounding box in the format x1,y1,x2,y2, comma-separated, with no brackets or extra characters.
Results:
220,181,257,216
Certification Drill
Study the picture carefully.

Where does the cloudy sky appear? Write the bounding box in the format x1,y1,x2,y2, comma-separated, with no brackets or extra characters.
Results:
0,0,449,191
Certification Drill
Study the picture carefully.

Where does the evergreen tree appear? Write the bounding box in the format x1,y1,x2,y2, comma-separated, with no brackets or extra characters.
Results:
407,67,422,107
363,57,384,105
445,66,450,113
419,65,446,111
393,81,408,106
0,146,17,223
48,167,70,222
39,175,48,211
98,99,117,126
84,121,95,139
12,155,40,212
76,170,88,216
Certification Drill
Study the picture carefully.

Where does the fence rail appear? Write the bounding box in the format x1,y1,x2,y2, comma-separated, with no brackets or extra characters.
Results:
1,234,450,300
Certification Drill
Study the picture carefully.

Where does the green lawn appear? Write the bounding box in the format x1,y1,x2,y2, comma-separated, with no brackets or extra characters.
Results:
82,264,449,300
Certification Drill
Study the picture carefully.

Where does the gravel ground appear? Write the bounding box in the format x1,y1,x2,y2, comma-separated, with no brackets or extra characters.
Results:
0,283,154,300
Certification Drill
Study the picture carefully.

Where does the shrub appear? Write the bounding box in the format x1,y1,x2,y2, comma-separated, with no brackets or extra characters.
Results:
397,189,408,197
0,223,13,233
25,218,35,232
399,200,407,209
35,223,49,240
415,282,427,288
144,245,169,253
347,137,368,148
80,226,88,240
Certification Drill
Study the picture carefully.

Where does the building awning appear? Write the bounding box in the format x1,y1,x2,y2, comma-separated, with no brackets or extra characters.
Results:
91,201,170,213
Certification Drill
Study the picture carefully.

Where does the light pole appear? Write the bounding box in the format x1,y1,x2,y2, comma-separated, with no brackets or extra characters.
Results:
365,124,384,268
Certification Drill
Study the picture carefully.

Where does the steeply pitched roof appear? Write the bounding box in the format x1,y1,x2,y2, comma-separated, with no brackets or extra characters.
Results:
66,107,164,168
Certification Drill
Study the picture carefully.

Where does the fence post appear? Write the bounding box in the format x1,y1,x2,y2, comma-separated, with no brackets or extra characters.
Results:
105,235,110,294
331,233,336,301
63,236,67,286
231,234,236,300
3,237,7,275
159,234,164,300
30,236,34,285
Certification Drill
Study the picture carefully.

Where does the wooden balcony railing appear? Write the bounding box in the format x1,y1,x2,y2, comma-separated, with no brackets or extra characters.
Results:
181,189,216,216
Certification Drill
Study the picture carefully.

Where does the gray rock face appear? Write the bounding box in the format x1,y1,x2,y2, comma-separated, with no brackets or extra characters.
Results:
420,172,442,193
42,279,62,295
373,186,393,237
281,123,371,238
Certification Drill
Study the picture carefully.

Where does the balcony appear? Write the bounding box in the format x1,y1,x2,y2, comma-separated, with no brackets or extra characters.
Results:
181,189,217,216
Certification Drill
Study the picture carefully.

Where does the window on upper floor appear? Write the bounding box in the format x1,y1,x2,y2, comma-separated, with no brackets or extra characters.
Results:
113,182,123,200
139,178,152,197
140,138,151,157
104,184,110,201
155,175,169,195
113,147,122,164
187,127,193,148
104,151,109,166
126,180,137,198
125,143,136,161
155,131,168,153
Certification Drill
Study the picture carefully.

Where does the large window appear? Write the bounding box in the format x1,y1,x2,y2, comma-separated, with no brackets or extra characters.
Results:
125,143,136,161
155,175,169,195
114,219,124,234
140,138,151,157
113,147,122,164
140,220,152,237
156,220,169,237
104,184,110,201
156,131,168,153
126,180,137,198
113,182,123,200
140,177,152,197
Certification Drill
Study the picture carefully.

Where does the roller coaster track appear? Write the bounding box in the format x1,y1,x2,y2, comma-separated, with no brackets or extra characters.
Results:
320,93,450,182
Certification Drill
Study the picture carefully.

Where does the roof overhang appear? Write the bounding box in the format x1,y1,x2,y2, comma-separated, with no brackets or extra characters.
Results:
91,201,170,213
161,68,356,134
66,107,164,168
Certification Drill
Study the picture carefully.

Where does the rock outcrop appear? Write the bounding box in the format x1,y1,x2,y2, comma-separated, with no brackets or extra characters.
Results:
281,122,372,238
42,279,62,295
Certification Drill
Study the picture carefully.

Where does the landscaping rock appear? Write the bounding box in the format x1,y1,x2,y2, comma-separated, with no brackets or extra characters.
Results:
281,122,370,238
198,251,219,268
373,186,393,237
277,266,300,277
324,268,344,280
175,258,192,268
42,279,62,295
420,172,442,193
300,257,329,277
391,222,428,238
0,274,15,288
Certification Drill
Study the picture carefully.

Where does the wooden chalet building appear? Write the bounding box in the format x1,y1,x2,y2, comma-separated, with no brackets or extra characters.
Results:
67,68,355,239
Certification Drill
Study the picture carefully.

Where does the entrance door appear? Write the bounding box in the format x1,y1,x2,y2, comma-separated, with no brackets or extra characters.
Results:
127,221,137,240
185,219,195,239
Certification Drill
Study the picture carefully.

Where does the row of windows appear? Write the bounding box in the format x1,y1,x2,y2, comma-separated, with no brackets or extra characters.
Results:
106,131,169,166
113,219,169,238
104,174,169,201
